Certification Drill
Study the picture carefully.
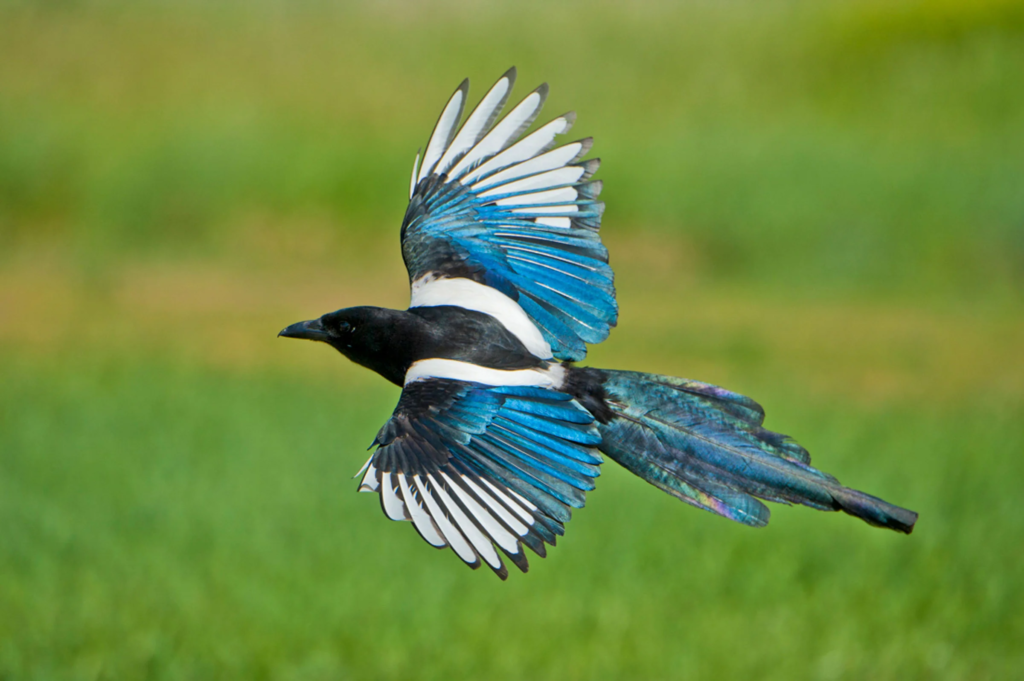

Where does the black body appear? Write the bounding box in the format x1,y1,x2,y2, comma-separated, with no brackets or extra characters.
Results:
279,305,544,386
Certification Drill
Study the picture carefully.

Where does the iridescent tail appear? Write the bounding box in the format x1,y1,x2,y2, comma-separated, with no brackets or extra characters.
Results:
585,369,917,533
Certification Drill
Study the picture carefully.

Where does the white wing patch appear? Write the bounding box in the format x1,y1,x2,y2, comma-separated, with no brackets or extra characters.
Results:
409,275,552,359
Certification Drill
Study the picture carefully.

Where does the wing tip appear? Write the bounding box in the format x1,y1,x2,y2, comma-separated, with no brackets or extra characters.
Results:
533,82,550,106
561,110,577,130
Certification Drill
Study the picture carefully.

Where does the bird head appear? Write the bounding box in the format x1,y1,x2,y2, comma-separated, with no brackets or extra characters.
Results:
278,306,417,386
278,307,372,352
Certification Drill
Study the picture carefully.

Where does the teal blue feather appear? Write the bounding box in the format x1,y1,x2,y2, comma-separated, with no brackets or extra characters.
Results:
596,370,918,533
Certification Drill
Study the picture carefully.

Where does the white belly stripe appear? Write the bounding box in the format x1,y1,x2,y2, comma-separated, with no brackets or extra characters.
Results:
404,359,565,388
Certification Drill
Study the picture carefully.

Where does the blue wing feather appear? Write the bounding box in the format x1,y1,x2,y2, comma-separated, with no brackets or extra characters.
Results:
367,378,603,578
402,72,617,361
516,297,589,360
490,425,601,478
492,417,604,465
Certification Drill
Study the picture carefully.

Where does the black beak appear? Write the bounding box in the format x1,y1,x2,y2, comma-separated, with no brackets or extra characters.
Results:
278,317,330,342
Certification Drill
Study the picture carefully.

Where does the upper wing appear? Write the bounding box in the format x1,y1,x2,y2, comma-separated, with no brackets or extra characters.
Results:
401,68,617,362
354,378,603,579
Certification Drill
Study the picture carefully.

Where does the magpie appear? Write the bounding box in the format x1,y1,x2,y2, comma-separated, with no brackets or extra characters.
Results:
280,68,918,579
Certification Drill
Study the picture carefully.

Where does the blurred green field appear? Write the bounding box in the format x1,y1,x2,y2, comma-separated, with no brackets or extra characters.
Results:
2,0,1023,679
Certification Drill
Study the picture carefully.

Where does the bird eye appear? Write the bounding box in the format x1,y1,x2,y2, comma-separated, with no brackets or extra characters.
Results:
337,321,352,333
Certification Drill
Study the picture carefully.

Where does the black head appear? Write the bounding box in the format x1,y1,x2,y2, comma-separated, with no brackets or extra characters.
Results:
279,307,362,351
279,306,425,386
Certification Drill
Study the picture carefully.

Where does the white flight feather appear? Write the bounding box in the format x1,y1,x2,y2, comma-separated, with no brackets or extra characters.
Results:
460,476,531,535
504,484,540,511
415,475,478,564
448,91,544,180
358,461,379,493
354,455,373,479
480,478,537,522
509,204,578,215
464,117,573,185
441,472,520,554
381,472,409,521
535,217,572,228
435,75,512,176
409,152,421,199
399,474,446,547
470,141,583,191
478,166,586,199
418,87,465,183
429,474,502,569
496,186,577,207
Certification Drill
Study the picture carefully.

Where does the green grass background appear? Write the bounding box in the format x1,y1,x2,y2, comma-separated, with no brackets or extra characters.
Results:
2,1,1023,678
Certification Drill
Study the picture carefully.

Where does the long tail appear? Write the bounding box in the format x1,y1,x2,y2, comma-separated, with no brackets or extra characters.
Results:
568,368,917,533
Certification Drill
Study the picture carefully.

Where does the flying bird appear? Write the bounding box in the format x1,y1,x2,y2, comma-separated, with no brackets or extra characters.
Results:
280,68,918,579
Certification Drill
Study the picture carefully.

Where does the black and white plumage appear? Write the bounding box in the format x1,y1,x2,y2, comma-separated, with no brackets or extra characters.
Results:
402,68,614,363
361,380,601,578
280,69,917,579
